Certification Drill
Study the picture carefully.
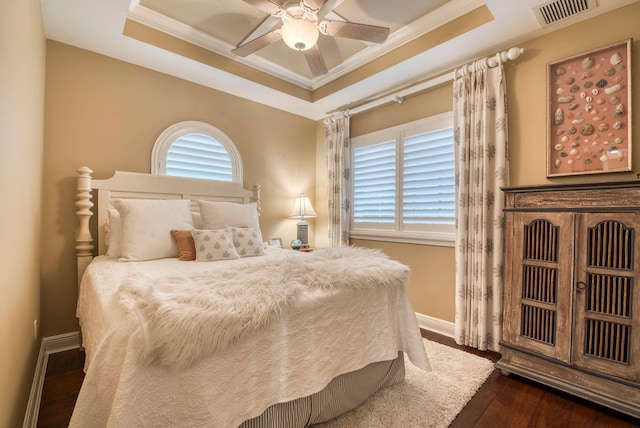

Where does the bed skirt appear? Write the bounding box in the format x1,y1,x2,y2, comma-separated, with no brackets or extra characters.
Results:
240,352,405,427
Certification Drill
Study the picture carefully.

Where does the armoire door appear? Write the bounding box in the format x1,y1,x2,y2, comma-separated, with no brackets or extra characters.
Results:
573,213,640,382
503,211,574,363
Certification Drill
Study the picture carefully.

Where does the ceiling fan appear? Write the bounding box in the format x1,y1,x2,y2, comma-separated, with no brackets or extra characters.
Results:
232,0,390,77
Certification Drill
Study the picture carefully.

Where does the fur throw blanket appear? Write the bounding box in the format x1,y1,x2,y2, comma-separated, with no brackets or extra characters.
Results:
118,247,409,368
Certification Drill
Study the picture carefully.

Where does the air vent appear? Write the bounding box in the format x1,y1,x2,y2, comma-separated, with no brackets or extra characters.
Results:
533,0,598,26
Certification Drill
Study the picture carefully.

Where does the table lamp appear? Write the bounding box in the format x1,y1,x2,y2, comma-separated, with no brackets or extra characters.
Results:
289,193,317,248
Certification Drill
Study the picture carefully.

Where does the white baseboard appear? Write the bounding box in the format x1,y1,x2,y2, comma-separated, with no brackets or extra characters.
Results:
22,332,81,428
415,312,455,338
43,331,81,354
22,341,47,428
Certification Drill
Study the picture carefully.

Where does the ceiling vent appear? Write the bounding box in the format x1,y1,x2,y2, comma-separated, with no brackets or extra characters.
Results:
533,0,598,26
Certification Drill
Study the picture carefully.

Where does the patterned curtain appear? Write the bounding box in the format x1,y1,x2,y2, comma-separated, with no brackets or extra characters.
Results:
324,115,351,247
453,59,510,351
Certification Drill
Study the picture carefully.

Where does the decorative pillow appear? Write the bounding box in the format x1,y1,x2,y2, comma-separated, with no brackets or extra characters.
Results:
191,229,240,262
197,200,264,246
105,208,122,258
111,199,193,261
171,230,196,261
228,226,265,258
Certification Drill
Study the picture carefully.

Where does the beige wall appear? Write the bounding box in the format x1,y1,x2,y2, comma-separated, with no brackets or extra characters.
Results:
43,41,317,336
0,0,45,425
321,3,640,322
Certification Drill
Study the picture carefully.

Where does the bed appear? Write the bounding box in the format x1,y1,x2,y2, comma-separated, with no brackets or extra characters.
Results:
70,167,430,427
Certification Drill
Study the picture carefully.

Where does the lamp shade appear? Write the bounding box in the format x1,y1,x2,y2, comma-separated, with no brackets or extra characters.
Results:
289,194,317,219
281,19,319,51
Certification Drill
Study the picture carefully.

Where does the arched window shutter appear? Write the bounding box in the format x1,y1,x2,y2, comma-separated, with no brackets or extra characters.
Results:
151,121,242,183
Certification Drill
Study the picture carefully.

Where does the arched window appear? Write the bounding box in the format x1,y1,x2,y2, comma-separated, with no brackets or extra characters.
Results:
151,121,242,182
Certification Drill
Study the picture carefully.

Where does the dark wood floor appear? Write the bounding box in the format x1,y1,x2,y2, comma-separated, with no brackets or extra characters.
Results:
420,330,640,428
37,348,85,428
37,330,640,427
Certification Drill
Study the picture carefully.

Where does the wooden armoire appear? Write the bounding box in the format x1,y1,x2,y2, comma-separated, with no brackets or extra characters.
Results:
497,181,640,418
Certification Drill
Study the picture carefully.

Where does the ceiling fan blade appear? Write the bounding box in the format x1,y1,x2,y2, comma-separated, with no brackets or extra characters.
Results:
232,30,282,57
300,0,325,13
317,0,344,19
319,20,390,44
239,15,281,47
240,0,283,16
322,10,375,47
304,45,328,77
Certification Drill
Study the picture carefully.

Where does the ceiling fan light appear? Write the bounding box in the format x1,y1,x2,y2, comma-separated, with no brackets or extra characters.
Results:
281,19,319,51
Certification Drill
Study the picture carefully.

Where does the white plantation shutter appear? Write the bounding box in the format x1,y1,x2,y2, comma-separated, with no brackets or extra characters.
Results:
151,121,242,183
353,140,396,224
167,134,232,181
350,113,455,246
403,128,455,225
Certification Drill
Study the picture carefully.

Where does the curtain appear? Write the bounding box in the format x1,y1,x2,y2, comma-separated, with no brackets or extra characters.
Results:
453,58,510,351
324,115,351,247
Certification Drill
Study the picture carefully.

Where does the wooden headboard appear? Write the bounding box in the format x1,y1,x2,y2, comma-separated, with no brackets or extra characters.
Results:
75,166,261,281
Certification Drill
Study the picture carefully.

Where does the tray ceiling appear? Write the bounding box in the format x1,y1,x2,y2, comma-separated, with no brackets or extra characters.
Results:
131,0,449,84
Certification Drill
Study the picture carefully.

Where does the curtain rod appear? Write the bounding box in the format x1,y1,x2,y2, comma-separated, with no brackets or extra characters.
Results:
325,46,524,122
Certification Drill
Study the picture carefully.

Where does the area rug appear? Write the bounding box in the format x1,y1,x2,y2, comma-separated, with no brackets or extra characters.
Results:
316,338,495,428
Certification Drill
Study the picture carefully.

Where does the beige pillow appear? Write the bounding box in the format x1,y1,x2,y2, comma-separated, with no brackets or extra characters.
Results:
198,200,264,245
191,211,203,229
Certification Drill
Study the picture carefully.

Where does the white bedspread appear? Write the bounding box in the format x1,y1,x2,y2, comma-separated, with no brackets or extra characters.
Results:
70,248,430,427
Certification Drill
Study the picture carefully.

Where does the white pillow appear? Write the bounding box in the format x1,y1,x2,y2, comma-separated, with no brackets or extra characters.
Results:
228,226,265,258
111,199,193,261
192,229,240,262
105,208,122,258
106,207,200,259
197,200,264,245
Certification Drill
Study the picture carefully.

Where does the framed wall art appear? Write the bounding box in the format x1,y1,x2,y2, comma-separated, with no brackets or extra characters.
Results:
547,39,632,177
268,237,283,248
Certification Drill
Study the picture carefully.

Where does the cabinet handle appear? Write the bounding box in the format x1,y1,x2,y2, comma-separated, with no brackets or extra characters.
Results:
576,281,587,291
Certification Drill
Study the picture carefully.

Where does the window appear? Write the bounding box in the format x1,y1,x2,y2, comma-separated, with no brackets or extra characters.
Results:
151,121,242,182
350,112,455,246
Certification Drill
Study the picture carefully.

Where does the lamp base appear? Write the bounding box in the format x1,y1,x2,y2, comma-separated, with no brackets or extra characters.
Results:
297,220,309,248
